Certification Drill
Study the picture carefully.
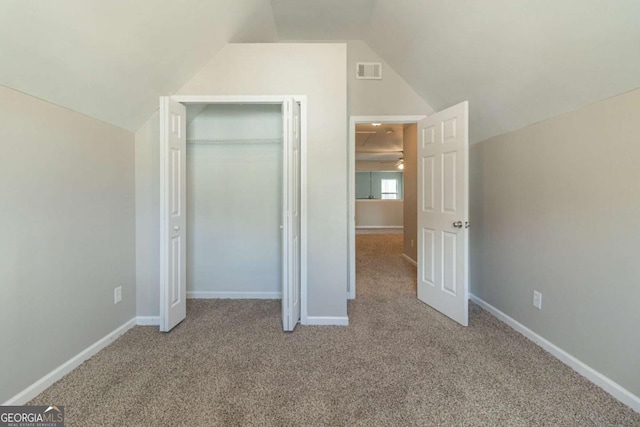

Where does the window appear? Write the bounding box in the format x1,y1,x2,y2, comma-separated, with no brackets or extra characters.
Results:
355,171,403,199
381,179,399,199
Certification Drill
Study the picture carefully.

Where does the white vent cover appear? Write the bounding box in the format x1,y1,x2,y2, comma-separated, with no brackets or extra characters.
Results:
356,62,382,80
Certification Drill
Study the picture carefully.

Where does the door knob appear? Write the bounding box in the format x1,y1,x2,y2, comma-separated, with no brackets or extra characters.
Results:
452,221,463,228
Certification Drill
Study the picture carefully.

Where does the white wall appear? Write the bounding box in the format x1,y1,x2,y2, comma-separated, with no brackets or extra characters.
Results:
356,200,403,228
0,85,135,403
186,104,282,297
347,40,433,116
136,43,348,318
470,87,640,398
135,113,160,317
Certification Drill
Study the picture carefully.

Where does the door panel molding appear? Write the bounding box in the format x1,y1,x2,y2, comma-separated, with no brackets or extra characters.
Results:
159,97,187,332
417,101,469,326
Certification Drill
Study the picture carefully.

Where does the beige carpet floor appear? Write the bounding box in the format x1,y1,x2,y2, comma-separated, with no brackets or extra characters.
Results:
29,233,639,426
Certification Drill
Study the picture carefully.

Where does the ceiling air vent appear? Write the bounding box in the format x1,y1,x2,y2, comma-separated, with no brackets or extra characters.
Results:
356,62,382,80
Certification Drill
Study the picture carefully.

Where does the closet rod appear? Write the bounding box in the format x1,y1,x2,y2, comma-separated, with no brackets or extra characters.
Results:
186,138,282,145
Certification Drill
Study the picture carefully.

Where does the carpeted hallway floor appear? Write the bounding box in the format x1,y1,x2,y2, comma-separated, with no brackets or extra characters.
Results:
29,233,639,426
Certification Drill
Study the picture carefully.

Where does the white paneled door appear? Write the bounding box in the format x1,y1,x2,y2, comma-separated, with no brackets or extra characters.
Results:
282,99,301,332
159,97,187,332
417,101,469,326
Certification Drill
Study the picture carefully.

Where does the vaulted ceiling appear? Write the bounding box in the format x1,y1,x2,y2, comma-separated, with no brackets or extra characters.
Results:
2,1,639,142
0,0,277,131
274,0,640,142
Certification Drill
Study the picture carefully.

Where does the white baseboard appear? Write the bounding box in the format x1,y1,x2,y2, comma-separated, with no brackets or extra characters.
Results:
470,294,640,413
3,317,137,406
402,254,417,266
136,316,160,326
356,226,403,229
187,291,282,299
306,316,349,326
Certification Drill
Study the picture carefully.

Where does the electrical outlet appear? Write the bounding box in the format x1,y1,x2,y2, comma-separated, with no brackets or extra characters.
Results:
411,239,414,248
533,290,542,310
114,286,122,304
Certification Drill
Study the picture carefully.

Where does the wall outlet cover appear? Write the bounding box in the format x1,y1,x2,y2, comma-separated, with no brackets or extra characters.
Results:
533,290,542,309
114,286,122,304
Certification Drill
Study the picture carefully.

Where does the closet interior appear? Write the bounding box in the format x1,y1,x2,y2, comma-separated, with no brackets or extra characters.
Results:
185,103,284,298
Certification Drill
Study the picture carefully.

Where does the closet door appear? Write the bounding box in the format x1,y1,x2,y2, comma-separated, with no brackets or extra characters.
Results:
159,97,187,332
282,99,301,332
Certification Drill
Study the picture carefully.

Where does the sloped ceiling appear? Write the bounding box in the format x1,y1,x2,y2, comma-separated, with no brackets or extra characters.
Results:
273,0,640,142
2,1,639,142
0,0,277,131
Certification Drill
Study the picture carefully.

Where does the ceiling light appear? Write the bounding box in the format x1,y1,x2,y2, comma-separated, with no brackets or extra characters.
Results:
371,123,381,126
385,129,393,134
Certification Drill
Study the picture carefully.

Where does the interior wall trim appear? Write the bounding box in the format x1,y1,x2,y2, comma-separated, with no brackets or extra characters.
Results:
305,316,349,326
356,226,403,229
136,316,160,326
3,318,137,406
187,291,282,299
470,294,640,413
401,253,417,266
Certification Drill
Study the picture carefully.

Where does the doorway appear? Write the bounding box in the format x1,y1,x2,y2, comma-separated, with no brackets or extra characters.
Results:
348,116,426,299
353,121,417,297
348,103,471,326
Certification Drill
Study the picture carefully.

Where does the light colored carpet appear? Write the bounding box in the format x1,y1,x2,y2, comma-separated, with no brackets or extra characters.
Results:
356,227,403,235
356,232,415,297
29,234,639,426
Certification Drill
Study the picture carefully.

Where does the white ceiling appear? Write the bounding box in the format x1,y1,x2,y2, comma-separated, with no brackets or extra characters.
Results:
355,123,404,161
272,0,376,40
0,0,277,131
2,0,639,142
273,0,640,142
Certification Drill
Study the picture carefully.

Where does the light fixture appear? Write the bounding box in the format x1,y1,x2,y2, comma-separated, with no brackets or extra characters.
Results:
397,160,404,170
385,129,393,135
371,122,382,126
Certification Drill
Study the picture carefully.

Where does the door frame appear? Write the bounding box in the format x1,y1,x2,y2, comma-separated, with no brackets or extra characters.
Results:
348,115,427,299
166,95,309,325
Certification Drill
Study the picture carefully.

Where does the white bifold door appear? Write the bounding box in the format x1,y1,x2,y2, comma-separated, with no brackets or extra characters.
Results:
282,98,302,332
417,101,470,326
159,97,302,333
159,97,187,332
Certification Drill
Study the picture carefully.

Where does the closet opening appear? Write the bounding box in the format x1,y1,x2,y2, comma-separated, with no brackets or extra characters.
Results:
186,103,283,301
159,96,306,333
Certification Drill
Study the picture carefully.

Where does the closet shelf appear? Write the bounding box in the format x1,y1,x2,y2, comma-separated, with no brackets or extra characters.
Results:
186,138,282,145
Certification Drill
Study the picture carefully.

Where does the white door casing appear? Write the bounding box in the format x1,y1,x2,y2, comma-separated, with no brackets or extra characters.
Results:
159,97,187,332
417,101,469,326
282,98,301,331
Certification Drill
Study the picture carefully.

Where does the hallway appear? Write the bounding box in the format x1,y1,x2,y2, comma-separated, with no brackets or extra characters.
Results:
355,232,416,297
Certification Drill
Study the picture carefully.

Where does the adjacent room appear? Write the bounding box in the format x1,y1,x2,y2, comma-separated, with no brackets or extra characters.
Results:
353,121,418,298
1,1,639,425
